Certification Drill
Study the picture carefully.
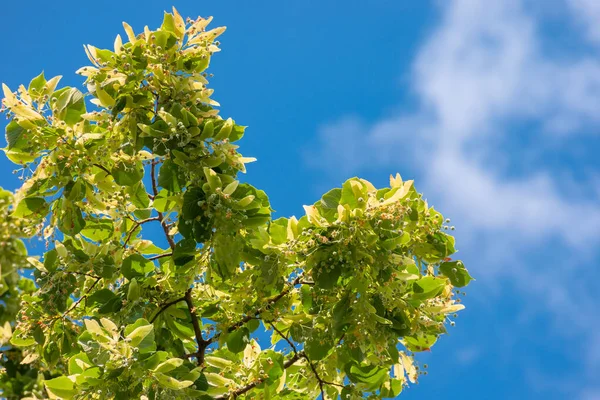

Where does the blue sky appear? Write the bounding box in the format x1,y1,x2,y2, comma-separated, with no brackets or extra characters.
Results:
2,1,600,399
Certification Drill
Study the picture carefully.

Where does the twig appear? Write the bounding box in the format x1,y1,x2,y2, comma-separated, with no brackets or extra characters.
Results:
92,163,111,175
122,216,159,247
68,271,101,279
148,252,172,261
305,354,325,398
204,276,302,346
270,323,298,353
270,323,342,396
149,296,186,323
215,351,304,399
60,277,102,318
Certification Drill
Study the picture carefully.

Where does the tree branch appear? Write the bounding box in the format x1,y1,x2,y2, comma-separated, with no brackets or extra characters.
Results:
122,216,159,247
149,296,186,324
215,351,304,399
147,252,172,261
58,277,102,319
184,288,209,366
270,322,342,396
92,163,111,175
270,322,298,353
216,276,301,341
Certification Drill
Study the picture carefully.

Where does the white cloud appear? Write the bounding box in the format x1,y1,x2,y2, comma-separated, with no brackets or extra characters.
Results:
310,0,600,247
308,0,600,394
567,0,600,44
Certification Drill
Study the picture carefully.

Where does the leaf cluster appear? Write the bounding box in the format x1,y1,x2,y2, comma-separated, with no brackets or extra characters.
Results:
0,8,472,400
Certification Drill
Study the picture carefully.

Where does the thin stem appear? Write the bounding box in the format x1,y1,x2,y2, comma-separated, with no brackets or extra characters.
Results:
92,163,111,175
149,296,186,324
271,323,343,396
270,323,298,353
204,276,302,346
59,277,102,318
215,351,304,399
122,216,159,247
147,252,172,261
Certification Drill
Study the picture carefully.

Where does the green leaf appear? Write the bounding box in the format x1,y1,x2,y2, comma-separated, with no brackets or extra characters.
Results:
439,260,473,287
44,248,59,272
305,336,332,361
153,189,176,212
57,199,86,236
155,373,194,390
33,325,45,345
28,71,47,95
340,179,366,209
121,254,154,279
172,238,196,267
125,323,154,348
81,218,114,241
68,352,93,375
158,160,181,193
269,218,288,245
127,278,140,301
3,148,38,163
111,160,144,186
10,328,36,347
87,289,117,307
44,376,77,399
313,262,342,289
404,334,438,351
126,181,150,208
412,276,446,300
154,358,183,374
54,87,86,125
226,327,249,353
199,120,214,140
257,350,284,384
345,363,388,390
13,197,48,218
5,121,27,150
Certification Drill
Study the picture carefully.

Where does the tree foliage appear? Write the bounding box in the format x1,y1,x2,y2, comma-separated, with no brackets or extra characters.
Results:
0,9,472,399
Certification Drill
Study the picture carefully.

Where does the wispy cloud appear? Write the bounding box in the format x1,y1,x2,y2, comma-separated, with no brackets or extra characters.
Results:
456,345,482,366
567,0,600,44
307,0,600,396
309,0,600,247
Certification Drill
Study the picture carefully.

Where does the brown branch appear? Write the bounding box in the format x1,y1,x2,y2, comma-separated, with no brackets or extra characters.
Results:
270,323,342,396
59,277,102,318
270,322,298,353
184,288,209,366
122,216,159,247
92,163,111,175
305,354,325,398
219,276,301,339
149,296,186,324
183,278,302,363
147,252,172,261
215,351,304,399
303,353,344,393
157,212,176,250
